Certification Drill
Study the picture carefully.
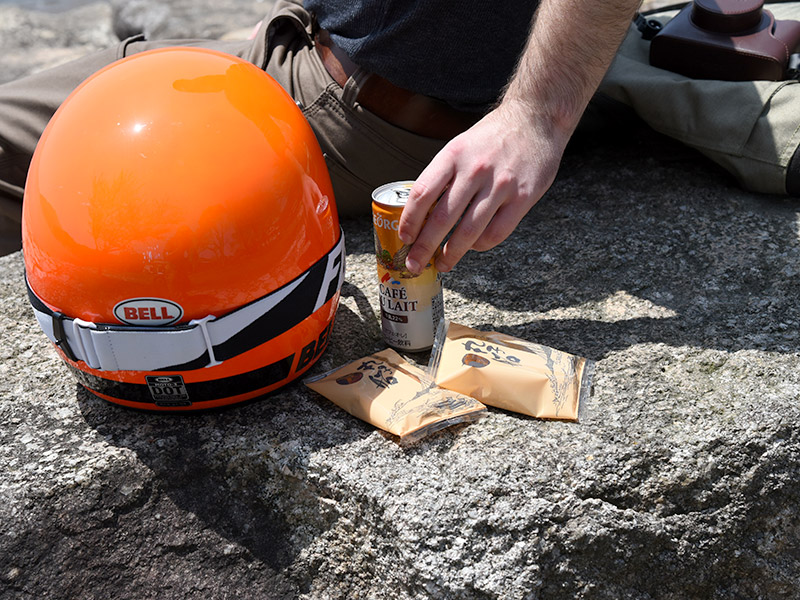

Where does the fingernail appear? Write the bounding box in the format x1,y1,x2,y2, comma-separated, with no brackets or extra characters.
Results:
399,231,412,244
406,257,420,274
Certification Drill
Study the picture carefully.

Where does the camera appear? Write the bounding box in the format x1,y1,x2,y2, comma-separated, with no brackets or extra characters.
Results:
649,0,800,81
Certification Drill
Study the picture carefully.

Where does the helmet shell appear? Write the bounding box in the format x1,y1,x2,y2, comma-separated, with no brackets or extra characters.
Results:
23,47,342,410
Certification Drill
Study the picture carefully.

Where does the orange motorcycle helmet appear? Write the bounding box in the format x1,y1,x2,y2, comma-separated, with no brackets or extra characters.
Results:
22,47,344,411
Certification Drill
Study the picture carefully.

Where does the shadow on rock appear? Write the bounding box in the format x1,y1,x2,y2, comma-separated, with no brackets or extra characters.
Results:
441,126,800,360
62,296,383,595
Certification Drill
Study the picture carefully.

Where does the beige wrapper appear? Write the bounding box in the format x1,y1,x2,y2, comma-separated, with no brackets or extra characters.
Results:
429,322,593,421
304,348,486,441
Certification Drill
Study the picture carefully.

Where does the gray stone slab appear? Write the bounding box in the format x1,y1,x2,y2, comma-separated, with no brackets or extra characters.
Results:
0,0,271,84
2,124,800,599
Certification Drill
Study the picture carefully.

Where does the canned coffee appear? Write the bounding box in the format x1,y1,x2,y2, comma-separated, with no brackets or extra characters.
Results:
371,181,445,352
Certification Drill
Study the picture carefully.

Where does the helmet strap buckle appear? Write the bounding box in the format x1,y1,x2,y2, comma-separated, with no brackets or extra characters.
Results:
189,315,223,368
51,311,79,363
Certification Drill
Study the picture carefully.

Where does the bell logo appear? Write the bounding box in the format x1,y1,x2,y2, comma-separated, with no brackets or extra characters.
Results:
113,298,184,326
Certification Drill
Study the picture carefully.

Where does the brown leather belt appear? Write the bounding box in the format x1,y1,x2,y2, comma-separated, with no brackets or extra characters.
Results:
314,29,480,140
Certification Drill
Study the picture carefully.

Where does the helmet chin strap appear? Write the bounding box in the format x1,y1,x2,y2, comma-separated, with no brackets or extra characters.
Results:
27,232,345,373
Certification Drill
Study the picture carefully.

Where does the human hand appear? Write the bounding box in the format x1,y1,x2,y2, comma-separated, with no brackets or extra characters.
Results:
397,100,570,275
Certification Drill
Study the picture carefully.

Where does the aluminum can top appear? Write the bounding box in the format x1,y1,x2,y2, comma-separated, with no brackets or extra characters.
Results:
371,181,414,208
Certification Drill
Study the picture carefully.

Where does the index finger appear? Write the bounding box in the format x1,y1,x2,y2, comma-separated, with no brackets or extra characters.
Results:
397,160,454,246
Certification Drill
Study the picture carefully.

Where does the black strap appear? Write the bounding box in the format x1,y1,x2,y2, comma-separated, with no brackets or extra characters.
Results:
27,231,344,372
634,12,664,40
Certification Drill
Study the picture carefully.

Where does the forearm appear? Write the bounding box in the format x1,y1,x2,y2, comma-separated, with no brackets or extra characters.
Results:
399,0,641,275
503,0,641,133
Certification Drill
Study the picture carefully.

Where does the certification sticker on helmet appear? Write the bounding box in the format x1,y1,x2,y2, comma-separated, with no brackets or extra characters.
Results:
145,374,190,407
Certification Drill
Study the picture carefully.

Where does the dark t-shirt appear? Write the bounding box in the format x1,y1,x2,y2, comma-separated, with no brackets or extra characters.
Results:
304,0,539,112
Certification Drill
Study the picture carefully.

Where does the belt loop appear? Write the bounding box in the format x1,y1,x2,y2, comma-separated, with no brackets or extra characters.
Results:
341,67,371,107
117,34,146,60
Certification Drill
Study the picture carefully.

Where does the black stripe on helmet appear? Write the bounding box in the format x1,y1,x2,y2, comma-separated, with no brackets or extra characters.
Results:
68,352,295,405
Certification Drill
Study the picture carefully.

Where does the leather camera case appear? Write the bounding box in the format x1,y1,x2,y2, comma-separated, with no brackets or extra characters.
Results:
649,0,800,81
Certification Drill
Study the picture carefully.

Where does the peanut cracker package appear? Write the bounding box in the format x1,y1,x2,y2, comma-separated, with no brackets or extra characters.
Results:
304,348,486,442
428,321,594,421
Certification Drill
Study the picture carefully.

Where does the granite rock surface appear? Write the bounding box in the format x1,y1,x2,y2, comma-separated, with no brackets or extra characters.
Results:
0,0,270,84
2,1,800,599
3,125,800,599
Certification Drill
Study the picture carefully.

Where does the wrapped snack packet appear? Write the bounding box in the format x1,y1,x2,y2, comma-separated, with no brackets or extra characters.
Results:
304,348,486,442
428,321,594,421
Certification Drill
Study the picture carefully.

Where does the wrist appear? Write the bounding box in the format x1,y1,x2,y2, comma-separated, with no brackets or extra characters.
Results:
495,94,578,147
